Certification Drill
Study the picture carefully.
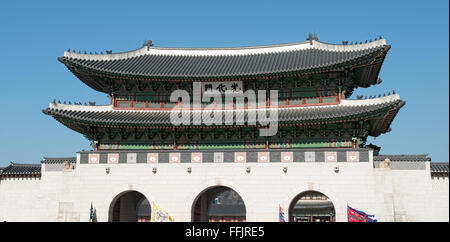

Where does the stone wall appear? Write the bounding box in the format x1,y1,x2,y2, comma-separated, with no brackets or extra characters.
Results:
0,150,448,222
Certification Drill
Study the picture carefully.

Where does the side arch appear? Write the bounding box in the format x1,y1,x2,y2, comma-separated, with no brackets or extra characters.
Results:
100,183,155,222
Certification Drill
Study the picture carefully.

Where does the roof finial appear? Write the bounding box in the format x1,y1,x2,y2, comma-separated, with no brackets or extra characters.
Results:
306,33,318,45
143,40,153,50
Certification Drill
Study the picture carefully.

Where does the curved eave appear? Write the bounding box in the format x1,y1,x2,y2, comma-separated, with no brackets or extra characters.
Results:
58,39,390,93
43,95,404,137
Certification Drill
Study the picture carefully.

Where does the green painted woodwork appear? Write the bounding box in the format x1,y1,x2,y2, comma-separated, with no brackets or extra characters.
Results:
96,139,357,150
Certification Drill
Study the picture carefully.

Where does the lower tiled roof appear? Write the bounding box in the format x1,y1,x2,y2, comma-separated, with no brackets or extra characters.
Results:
430,163,449,173
43,95,404,138
1,163,41,176
41,157,76,164
373,154,431,162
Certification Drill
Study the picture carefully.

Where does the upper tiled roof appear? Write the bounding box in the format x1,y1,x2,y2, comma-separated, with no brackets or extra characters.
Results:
373,154,431,162
43,94,404,136
59,38,390,89
1,163,41,176
41,157,76,164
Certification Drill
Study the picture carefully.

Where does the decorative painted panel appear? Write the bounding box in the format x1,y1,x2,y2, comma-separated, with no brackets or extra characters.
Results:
305,152,315,162
234,152,246,163
88,154,99,164
346,151,359,162
169,153,180,163
281,152,293,162
147,153,159,163
325,152,337,162
191,153,203,163
258,152,270,163
214,152,224,163
108,153,119,164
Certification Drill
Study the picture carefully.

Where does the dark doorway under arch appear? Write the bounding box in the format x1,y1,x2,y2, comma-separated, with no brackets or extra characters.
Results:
288,191,335,222
109,191,151,222
192,186,246,222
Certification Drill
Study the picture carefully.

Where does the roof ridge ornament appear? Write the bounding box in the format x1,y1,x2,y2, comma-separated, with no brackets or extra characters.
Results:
143,40,154,50
306,33,318,45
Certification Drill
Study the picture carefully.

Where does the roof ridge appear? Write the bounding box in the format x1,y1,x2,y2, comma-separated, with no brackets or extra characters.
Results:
42,157,76,160
376,154,429,156
10,162,42,167
62,38,387,61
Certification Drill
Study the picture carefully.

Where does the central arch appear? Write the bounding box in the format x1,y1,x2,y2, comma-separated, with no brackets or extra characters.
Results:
288,190,336,222
191,186,246,222
108,190,151,222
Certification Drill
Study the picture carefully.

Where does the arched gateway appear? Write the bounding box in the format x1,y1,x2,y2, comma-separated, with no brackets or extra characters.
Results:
192,186,246,222
288,191,335,222
109,191,151,222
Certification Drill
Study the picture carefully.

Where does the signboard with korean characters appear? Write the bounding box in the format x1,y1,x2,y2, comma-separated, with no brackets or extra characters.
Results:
201,81,243,94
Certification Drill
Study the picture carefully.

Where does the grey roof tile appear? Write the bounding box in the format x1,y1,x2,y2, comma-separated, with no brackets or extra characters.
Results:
373,154,431,162
430,162,449,173
43,98,404,136
41,157,76,164
59,40,389,81
1,163,41,175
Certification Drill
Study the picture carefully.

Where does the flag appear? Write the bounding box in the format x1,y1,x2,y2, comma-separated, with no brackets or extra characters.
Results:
151,203,174,222
89,202,94,222
92,208,97,222
89,202,97,222
279,204,286,222
347,205,377,222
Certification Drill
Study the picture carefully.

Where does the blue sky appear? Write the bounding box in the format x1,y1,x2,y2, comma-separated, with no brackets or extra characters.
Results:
0,0,448,166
